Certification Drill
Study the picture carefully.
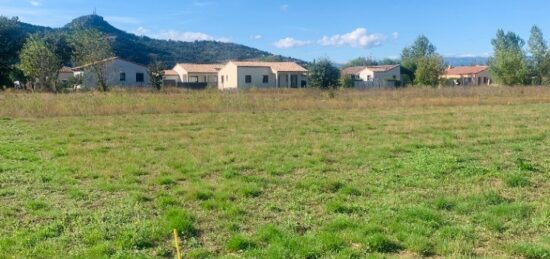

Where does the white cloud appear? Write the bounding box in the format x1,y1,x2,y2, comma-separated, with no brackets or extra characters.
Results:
135,27,150,36
158,30,230,42
318,28,386,48
30,0,41,7
281,4,289,12
251,34,262,40
392,32,399,39
274,37,312,49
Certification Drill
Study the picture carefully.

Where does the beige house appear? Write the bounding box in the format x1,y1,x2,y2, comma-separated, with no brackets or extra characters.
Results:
72,57,149,88
342,65,401,88
58,66,74,81
171,63,224,87
218,61,308,89
163,69,180,87
442,66,491,86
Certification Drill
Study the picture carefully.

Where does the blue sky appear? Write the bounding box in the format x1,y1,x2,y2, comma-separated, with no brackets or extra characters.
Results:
1,0,549,63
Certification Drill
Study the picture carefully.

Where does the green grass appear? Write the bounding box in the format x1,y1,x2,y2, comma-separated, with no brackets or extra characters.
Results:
0,88,549,258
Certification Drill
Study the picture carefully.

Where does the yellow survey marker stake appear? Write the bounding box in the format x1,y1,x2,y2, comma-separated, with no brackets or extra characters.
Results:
173,229,183,259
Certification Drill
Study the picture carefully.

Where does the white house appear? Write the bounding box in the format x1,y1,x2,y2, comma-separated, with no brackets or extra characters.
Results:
441,66,491,86
342,65,401,88
72,57,150,88
171,63,224,87
218,61,308,90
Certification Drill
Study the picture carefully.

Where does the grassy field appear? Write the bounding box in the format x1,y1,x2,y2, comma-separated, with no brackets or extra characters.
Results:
0,87,549,258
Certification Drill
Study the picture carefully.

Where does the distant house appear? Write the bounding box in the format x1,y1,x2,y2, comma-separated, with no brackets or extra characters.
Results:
442,66,491,86
72,57,149,88
171,63,224,87
58,66,75,81
218,61,308,89
163,69,180,87
342,65,401,88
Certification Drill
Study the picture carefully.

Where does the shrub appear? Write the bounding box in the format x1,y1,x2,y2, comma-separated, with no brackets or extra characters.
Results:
226,234,256,251
364,233,402,253
162,209,198,238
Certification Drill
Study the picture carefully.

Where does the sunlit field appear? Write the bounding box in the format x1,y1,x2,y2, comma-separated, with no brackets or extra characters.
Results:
1,87,549,258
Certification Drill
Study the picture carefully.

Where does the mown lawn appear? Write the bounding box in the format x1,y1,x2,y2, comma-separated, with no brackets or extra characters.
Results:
0,89,549,258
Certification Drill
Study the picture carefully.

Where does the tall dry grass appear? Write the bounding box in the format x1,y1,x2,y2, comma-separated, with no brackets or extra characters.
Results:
1,86,550,118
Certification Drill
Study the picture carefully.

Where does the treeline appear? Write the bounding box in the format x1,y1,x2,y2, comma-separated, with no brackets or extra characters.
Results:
311,25,550,88
490,26,549,85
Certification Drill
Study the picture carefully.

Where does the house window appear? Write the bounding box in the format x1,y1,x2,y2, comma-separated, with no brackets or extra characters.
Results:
367,75,372,81
190,76,199,83
120,72,126,82
245,75,252,83
393,75,396,80
221,76,224,84
263,75,269,83
136,73,144,82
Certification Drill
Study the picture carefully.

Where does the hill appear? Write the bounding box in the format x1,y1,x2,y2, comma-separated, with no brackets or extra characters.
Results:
444,56,490,66
2,15,305,68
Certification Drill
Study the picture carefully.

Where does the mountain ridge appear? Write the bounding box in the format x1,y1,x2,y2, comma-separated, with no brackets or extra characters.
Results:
9,14,306,68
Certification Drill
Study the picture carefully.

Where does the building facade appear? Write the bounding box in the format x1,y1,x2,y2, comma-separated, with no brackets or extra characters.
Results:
218,61,308,90
72,57,150,88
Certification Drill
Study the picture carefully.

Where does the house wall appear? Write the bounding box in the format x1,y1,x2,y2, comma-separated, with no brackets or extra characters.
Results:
187,73,218,83
236,67,275,89
276,72,308,88
359,66,401,82
218,62,308,89
441,70,491,85
173,65,187,82
80,59,150,88
218,62,239,89
59,72,74,81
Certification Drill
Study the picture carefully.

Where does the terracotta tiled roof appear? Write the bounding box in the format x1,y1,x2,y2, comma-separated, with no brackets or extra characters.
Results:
342,66,367,75
230,61,308,72
59,66,73,73
445,66,488,75
176,63,224,73
164,70,179,76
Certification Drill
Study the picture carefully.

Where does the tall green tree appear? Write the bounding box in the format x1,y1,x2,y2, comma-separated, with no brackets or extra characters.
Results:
415,55,445,87
308,59,340,89
19,35,61,92
148,57,165,90
528,25,549,85
489,30,529,85
0,16,24,87
401,35,437,83
401,36,444,86
68,29,113,91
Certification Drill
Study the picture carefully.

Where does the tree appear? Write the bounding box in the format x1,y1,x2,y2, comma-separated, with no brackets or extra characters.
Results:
489,30,529,85
19,35,61,92
148,57,165,90
339,74,354,88
0,16,24,87
401,35,437,84
68,29,113,91
528,25,549,85
342,57,378,68
308,59,340,88
415,55,445,87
